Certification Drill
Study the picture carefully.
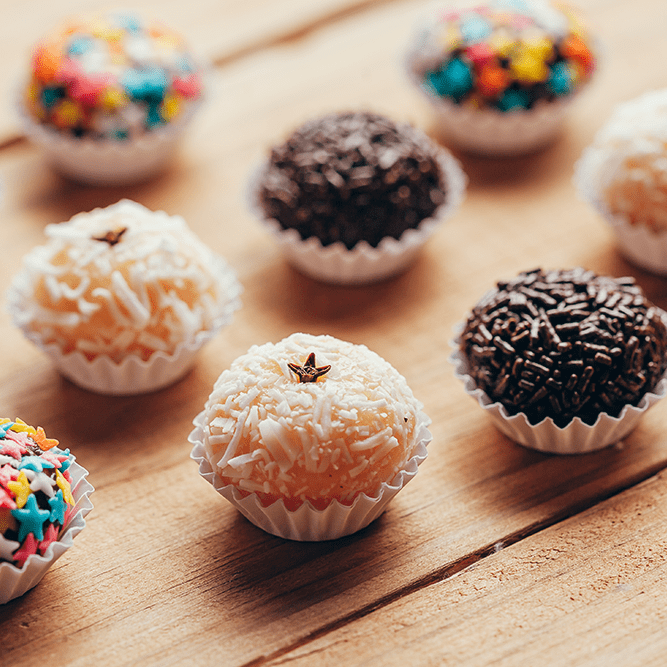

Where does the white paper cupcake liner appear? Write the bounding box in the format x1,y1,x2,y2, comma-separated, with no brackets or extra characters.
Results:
189,409,431,541
575,146,667,275
249,141,466,285
0,459,94,604
423,95,569,156
18,98,201,186
7,257,242,395
450,333,667,454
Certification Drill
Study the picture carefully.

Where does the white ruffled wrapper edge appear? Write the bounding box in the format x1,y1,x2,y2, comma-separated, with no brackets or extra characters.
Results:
249,143,466,285
7,256,242,395
18,97,202,186
450,331,667,455
0,459,94,604
575,146,667,275
189,408,432,541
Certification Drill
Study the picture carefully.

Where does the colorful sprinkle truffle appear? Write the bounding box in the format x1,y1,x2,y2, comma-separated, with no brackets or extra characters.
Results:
23,11,203,140
409,0,596,112
0,419,77,568
460,268,667,427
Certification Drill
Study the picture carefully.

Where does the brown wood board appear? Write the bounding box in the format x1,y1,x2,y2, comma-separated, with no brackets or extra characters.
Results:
1,0,667,665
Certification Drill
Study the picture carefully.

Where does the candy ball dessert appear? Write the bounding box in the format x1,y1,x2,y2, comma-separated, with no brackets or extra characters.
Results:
190,333,431,540
452,268,667,453
20,11,204,184
406,0,597,154
576,89,667,274
7,200,241,395
252,111,465,284
0,418,93,604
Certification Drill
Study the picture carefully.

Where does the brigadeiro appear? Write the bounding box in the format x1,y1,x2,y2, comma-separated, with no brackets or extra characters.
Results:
451,268,667,453
250,110,466,285
19,11,204,184
7,200,241,395
189,332,431,540
575,89,667,275
0,418,93,603
406,0,597,155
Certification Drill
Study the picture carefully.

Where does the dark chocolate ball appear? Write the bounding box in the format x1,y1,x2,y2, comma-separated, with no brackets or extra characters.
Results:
460,268,667,427
258,111,447,249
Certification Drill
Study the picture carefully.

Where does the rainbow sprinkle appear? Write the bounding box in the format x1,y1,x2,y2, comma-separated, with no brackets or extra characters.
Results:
0,419,76,568
411,0,596,112
25,12,203,140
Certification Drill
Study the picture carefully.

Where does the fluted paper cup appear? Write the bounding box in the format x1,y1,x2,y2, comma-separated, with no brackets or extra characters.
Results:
189,409,431,541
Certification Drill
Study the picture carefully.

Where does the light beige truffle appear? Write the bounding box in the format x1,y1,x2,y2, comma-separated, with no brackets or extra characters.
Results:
8,200,241,364
199,333,427,510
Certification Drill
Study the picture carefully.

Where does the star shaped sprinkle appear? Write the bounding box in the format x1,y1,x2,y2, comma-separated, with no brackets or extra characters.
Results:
39,523,59,555
10,418,34,435
0,421,15,437
287,352,331,383
13,533,38,567
0,464,19,489
0,455,19,469
56,470,75,506
0,488,17,510
93,227,127,246
11,493,50,542
48,490,68,524
32,426,59,451
0,439,25,460
5,430,32,449
27,470,56,498
7,471,32,509
18,456,55,474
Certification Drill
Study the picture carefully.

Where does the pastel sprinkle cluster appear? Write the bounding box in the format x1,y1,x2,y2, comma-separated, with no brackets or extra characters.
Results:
418,0,596,112
0,419,76,568
24,12,203,140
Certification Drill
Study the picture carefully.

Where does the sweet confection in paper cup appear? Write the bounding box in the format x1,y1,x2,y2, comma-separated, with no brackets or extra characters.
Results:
575,89,667,274
19,11,204,184
406,0,597,155
190,333,431,540
0,418,93,604
453,268,667,453
7,200,241,395
251,111,465,284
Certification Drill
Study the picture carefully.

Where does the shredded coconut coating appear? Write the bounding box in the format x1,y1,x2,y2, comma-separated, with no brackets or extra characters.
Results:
583,89,667,232
201,333,423,510
8,200,239,362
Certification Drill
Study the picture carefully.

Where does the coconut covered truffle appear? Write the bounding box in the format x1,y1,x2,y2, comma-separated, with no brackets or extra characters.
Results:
8,200,241,366
460,268,667,427
0,419,78,568
199,333,427,511
577,89,667,233
257,111,448,250
23,11,203,141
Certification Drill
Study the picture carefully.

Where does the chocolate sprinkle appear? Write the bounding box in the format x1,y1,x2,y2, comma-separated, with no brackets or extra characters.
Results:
461,268,667,427
258,111,447,249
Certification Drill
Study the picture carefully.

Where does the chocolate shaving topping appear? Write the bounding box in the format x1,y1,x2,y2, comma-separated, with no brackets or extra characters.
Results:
93,227,127,246
461,268,667,427
259,111,447,249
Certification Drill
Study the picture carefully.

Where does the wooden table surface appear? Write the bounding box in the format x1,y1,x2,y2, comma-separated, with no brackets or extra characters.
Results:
2,0,667,665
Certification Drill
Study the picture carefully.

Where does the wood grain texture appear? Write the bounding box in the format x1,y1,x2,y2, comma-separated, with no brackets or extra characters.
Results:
0,0,667,665
270,469,667,667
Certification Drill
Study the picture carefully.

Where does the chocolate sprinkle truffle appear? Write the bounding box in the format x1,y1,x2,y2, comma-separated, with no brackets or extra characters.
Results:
257,111,447,249
460,268,667,427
